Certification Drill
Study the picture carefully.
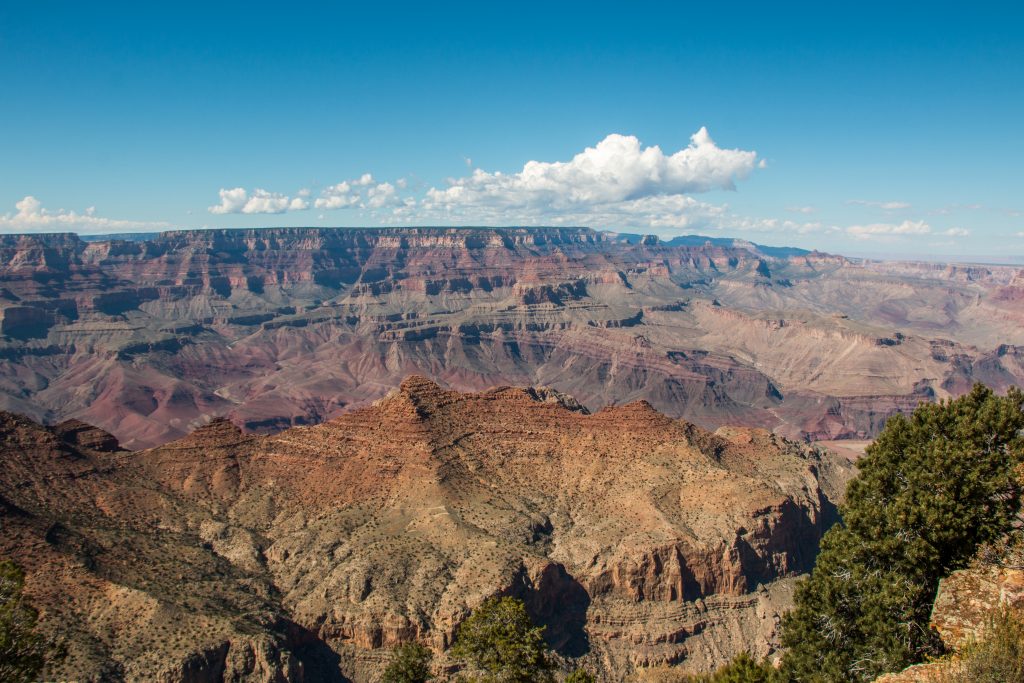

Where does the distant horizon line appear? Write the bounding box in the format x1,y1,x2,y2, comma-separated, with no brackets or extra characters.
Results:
1,225,1021,267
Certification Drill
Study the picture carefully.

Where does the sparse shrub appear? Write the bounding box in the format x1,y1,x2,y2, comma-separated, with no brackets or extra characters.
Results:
780,384,1024,682
382,642,434,683
0,560,48,683
939,608,1024,683
451,596,552,682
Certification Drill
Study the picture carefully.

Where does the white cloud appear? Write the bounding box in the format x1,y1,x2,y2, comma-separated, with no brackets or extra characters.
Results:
312,177,399,210
843,221,970,241
208,188,247,214
1016,231,1024,238
208,187,309,215
848,199,912,210
786,206,816,214
314,181,359,210
365,182,398,209
0,196,169,234
212,174,391,213
423,129,759,216
242,191,290,214
205,132,762,231
846,220,932,238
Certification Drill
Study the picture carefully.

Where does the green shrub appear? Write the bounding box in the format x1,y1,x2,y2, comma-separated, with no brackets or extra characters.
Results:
780,384,1024,682
382,642,433,683
451,596,552,683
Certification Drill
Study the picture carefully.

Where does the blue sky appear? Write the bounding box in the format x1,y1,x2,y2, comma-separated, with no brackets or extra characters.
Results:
1,1,1022,259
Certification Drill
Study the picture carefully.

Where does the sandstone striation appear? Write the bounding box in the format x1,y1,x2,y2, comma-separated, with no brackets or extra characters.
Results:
0,227,1021,449
0,378,852,681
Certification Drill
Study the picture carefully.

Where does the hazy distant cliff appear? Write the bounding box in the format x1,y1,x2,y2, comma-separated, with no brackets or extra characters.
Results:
0,226,1021,448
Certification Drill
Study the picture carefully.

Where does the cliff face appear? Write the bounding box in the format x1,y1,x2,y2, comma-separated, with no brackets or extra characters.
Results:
0,227,1020,449
0,378,852,681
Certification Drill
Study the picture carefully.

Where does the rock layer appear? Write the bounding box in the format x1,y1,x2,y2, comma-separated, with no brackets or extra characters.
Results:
0,227,1021,448
0,378,852,681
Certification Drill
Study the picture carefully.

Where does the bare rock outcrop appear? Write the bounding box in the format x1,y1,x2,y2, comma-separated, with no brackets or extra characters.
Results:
874,550,1024,682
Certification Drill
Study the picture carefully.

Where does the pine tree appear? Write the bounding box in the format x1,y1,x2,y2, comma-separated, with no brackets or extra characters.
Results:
451,596,553,683
780,384,1024,682
382,642,433,683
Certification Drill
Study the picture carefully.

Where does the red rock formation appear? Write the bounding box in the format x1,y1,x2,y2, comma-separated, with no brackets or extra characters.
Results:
0,378,853,681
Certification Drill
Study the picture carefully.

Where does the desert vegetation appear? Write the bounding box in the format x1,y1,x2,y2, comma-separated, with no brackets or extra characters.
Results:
0,560,48,683
696,383,1024,682
382,642,434,683
938,607,1024,682
451,596,553,683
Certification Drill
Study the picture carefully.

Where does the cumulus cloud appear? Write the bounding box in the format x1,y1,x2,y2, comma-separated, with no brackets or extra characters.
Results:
847,199,912,210
205,131,764,232
423,129,759,215
209,187,310,215
0,196,169,234
213,173,398,215
365,182,398,209
314,181,359,210
311,176,400,211
786,206,816,214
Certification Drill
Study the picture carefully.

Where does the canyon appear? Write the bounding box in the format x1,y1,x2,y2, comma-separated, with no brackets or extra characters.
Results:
2,226,1022,680
0,377,852,680
0,226,1022,450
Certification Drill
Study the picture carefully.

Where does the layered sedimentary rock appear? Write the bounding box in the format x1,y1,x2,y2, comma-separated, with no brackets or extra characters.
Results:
0,227,1021,449
0,377,852,681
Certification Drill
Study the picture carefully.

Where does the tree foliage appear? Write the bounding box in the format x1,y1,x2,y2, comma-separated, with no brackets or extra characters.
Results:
0,560,47,683
382,642,434,683
779,384,1024,682
451,596,553,683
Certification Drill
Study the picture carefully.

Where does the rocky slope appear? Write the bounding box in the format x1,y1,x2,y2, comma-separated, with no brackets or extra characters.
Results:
874,553,1024,682
0,227,1021,448
0,377,852,681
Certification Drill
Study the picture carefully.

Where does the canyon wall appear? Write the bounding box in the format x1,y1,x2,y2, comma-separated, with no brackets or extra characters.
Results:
0,227,1021,449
